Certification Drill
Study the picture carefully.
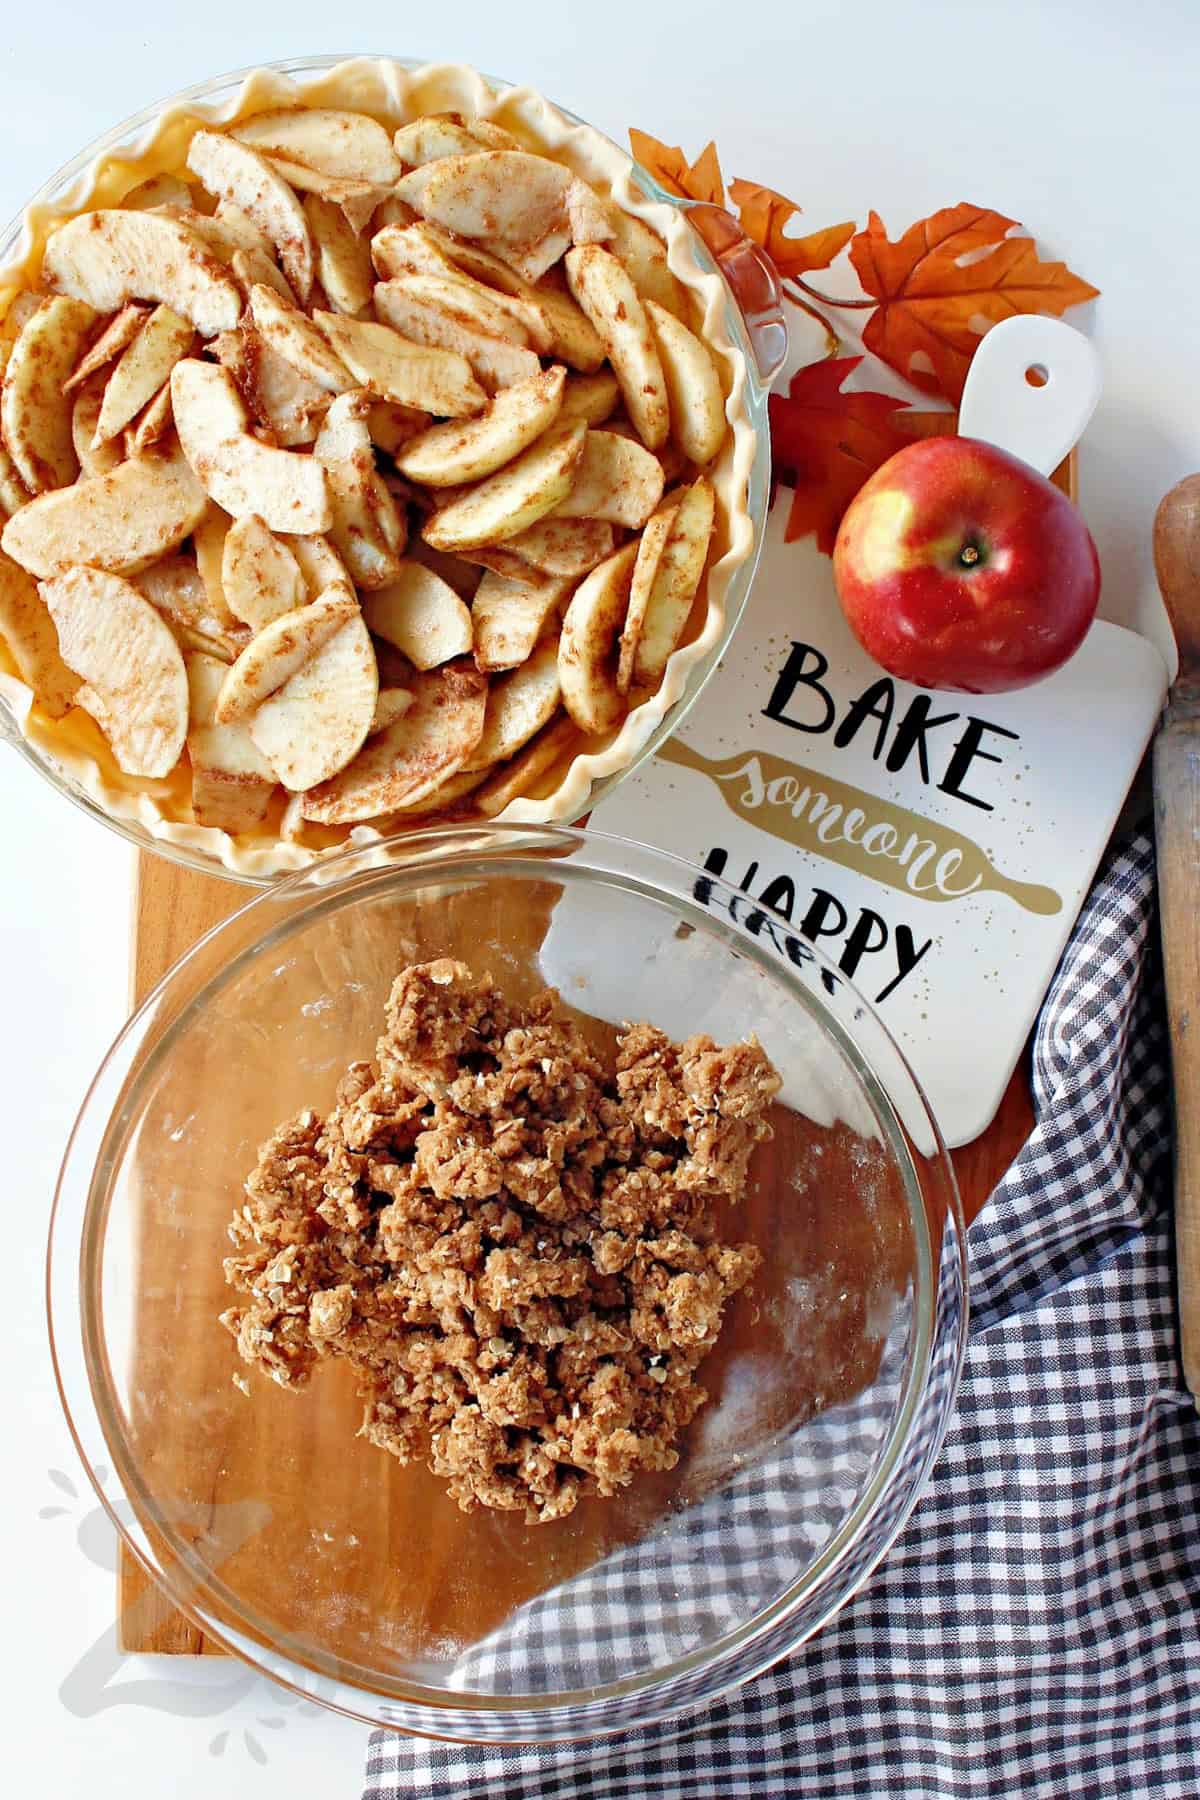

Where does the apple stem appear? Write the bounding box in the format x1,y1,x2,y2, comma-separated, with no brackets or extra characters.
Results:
786,277,876,312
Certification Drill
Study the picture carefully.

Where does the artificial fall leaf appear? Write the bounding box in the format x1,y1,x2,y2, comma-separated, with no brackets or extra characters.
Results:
769,355,917,553
849,203,1100,404
628,129,725,205
728,178,855,278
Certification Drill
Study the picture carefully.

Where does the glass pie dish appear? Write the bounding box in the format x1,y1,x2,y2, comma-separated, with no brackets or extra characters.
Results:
0,55,785,882
49,825,967,1741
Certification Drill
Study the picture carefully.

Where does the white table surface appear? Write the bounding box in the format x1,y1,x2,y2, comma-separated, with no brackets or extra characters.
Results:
2,1,1197,1790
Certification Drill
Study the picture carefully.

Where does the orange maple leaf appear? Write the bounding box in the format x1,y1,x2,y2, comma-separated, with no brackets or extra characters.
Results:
849,203,1100,404
769,356,917,553
628,129,725,205
728,178,855,278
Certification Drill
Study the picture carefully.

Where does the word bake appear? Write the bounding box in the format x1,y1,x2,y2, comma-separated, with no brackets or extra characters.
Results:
657,630,1064,1008
763,642,1019,813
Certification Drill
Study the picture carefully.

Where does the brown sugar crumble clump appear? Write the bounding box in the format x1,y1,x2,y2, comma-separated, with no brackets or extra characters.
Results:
221,960,781,1522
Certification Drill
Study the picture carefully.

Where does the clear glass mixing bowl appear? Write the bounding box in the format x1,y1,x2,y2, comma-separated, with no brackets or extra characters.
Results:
0,55,785,884
49,825,966,1741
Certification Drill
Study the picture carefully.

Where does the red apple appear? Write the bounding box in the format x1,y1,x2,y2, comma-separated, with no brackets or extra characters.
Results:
832,436,1101,694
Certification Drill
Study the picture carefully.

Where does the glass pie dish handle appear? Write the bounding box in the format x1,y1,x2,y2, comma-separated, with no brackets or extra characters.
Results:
684,202,789,387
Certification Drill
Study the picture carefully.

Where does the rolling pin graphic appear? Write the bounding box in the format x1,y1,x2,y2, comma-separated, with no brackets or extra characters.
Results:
658,735,1063,915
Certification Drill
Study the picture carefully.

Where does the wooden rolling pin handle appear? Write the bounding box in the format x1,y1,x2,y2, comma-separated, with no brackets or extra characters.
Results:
1153,474,1200,1400
1154,703,1200,1396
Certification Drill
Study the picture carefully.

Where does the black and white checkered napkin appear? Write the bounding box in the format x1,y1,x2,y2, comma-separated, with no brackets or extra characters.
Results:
364,828,1200,1800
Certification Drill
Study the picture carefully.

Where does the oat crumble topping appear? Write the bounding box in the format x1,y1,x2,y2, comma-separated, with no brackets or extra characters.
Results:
221,959,780,1521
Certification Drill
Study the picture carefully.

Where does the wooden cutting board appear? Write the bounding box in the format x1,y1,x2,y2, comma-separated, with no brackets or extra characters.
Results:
116,848,1033,1656
115,430,1083,1655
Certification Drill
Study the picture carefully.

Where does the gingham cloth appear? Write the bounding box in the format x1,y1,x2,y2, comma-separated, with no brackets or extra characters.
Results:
364,827,1198,1800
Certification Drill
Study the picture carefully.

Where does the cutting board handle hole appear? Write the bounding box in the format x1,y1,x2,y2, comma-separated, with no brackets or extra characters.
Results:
1024,362,1050,388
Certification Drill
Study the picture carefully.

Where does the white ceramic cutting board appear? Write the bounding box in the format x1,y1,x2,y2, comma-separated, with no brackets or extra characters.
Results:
587,321,1169,1148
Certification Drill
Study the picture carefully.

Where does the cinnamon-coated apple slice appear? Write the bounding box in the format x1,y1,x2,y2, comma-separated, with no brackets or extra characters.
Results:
500,516,616,577
186,650,277,831
393,117,504,167
128,381,174,454
370,225,553,350
558,370,621,426
404,537,483,600
214,587,359,723
301,660,487,823
0,293,43,345
422,419,585,551
2,297,98,492
232,108,402,185
389,763,488,816
216,199,279,258
63,304,148,393
0,440,31,516
171,360,332,535
248,611,379,791
565,179,612,245
553,429,664,527
473,712,580,816
617,501,677,693
192,507,237,628
169,204,274,264
231,248,294,305
0,547,79,717
312,311,486,417
93,305,194,446
397,150,572,276
41,210,242,336
258,159,387,235
289,533,354,601
379,223,605,367
459,119,526,154
395,367,565,487
557,539,639,732
368,686,415,736
1,446,207,577
212,325,328,448
565,246,669,450
393,269,534,347
186,130,315,301
386,221,604,369
69,377,122,479
39,565,187,775
372,280,540,391
305,194,373,316
222,514,307,630
313,393,407,590
248,285,355,393
599,205,688,317
628,477,715,687
472,567,571,671
463,638,561,769
645,300,726,465
365,401,429,457
363,563,474,670
133,553,248,662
